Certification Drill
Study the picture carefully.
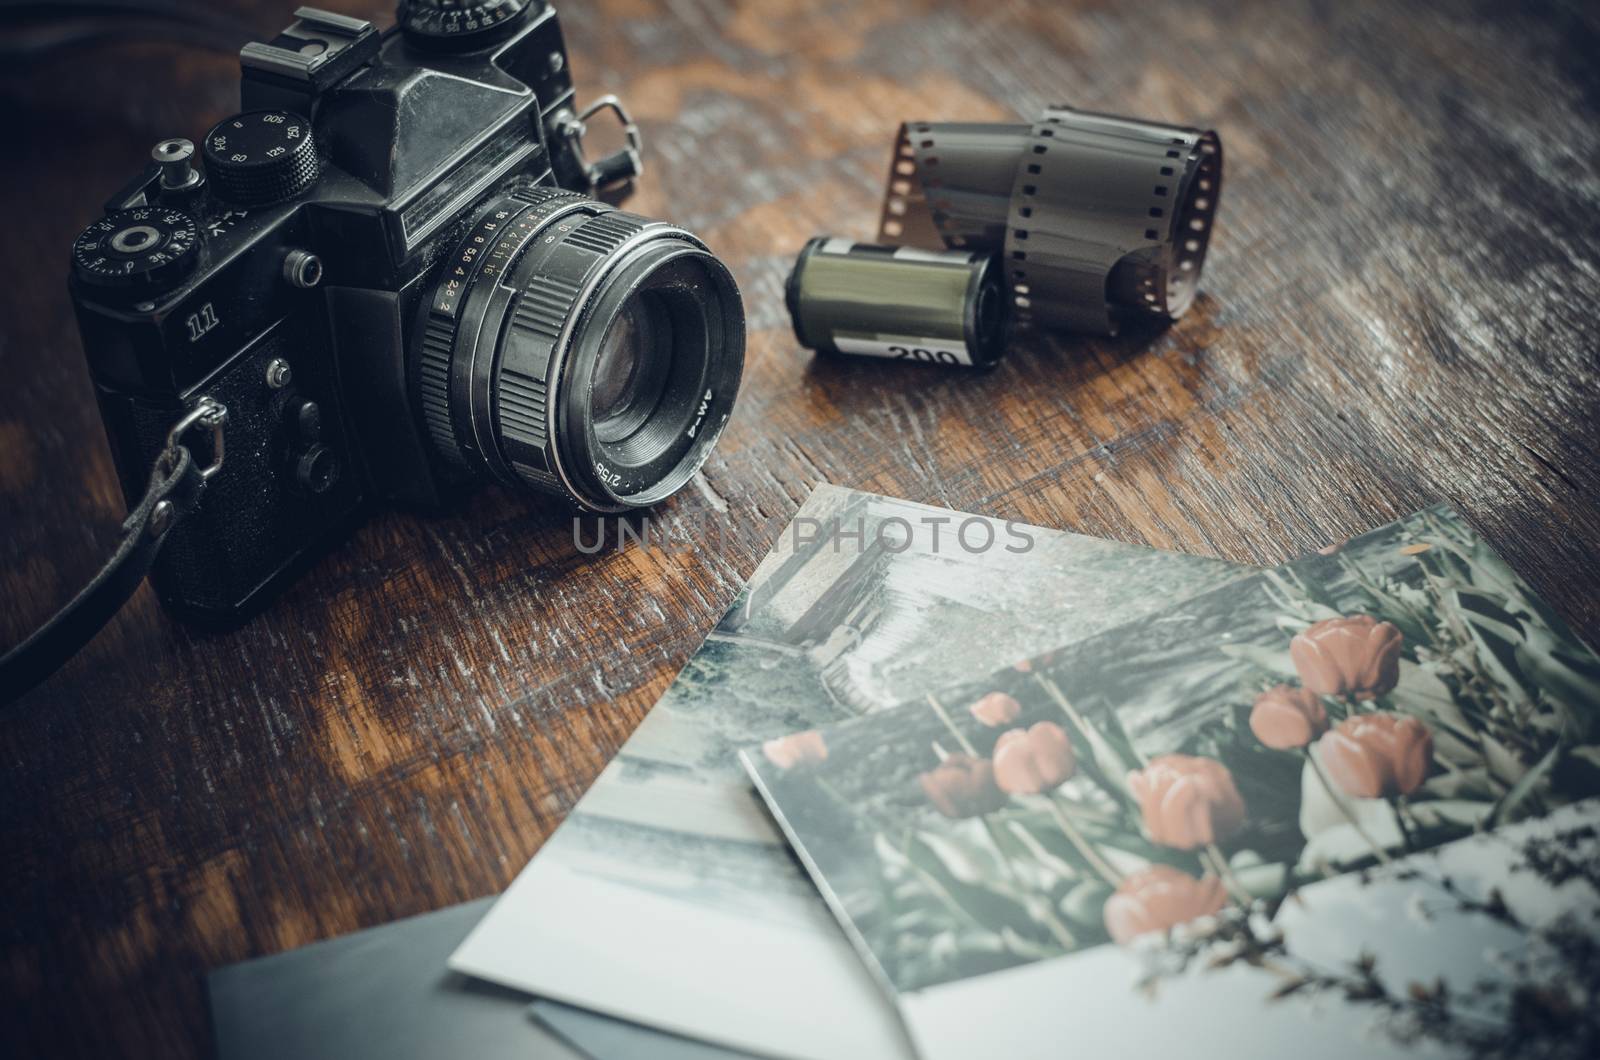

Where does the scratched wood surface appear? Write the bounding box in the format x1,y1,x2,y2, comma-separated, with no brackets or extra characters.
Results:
2,0,1598,1056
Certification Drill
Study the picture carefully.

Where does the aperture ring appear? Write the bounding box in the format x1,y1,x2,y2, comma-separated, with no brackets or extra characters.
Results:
418,190,545,469
419,186,599,476
418,314,464,468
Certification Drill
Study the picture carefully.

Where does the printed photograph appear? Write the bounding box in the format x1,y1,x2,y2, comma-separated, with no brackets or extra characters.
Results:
744,507,1600,1055
451,484,1246,1059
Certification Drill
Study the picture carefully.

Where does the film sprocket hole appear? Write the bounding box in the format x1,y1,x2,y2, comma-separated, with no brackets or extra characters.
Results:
68,2,746,623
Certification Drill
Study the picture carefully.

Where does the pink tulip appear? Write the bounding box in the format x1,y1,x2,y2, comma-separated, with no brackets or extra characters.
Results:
969,692,1023,727
919,754,1007,818
761,730,828,770
1317,713,1433,798
1249,685,1328,750
1012,650,1060,673
1290,615,1403,700
1127,754,1246,850
1103,864,1228,945
993,722,1076,794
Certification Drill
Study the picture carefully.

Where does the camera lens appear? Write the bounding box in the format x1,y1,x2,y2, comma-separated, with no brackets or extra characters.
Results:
416,186,745,512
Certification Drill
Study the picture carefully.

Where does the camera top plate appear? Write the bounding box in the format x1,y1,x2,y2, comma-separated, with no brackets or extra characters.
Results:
396,0,536,50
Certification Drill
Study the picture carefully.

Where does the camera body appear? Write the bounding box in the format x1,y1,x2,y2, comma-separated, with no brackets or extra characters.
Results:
69,3,733,624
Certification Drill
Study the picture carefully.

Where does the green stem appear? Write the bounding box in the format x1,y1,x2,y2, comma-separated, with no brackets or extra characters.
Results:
1045,793,1123,887
1392,796,1417,852
903,848,993,932
1303,747,1393,865
1339,552,1431,635
1038,905,1078,951
1204,843,1253,907
1033,674,1146,767
977,815,1077,950
817,775,894,836
925,694,977,755
979,814,1020,883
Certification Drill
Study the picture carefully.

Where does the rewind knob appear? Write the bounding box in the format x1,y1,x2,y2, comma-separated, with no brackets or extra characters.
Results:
202,110,319,207
397,1,534,49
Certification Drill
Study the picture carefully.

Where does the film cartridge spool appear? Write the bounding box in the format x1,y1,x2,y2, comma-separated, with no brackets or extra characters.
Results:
785,238,1007,368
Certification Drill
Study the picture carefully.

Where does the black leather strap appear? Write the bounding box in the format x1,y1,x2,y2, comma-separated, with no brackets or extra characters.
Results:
1,445,208,705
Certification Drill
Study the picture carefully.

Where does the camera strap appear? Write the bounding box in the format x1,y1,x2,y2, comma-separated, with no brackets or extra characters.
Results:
0,398,226,706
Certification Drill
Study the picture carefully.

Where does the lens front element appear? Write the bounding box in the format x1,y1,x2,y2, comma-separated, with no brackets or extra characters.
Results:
591,292,670,445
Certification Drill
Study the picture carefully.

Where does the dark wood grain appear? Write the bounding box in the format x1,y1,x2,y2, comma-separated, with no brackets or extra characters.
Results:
2,1,1598,1056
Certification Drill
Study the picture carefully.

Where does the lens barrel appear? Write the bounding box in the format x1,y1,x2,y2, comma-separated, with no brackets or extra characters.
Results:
417,185,744,511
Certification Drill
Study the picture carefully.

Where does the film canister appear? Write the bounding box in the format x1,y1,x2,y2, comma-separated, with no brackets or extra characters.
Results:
785,238,1006,368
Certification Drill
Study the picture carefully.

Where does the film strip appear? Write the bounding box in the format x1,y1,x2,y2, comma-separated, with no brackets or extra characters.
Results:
876,121,1030,253
875,107,1222,337
1005,106,1222,334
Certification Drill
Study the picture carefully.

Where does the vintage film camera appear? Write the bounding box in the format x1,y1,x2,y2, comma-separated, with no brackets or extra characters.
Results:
68,1,745,623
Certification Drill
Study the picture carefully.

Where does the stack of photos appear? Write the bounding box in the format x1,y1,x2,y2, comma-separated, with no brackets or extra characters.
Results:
743,506,1600,1060
451,485,1248,1058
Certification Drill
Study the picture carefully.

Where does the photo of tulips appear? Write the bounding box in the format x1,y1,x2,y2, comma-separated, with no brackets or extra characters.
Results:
451,485,1246,1060
743,506,1600,1058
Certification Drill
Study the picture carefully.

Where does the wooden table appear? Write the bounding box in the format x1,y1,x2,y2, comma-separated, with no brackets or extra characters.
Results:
2,1,1597,1055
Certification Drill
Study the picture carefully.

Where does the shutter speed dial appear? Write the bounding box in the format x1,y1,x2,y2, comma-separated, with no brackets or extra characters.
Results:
202,110,319,206
72,207,199,290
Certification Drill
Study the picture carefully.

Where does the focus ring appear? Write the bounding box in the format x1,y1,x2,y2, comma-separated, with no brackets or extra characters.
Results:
496,370,549,457
497,277,580,456
561,211,646,257
491,209,650,497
